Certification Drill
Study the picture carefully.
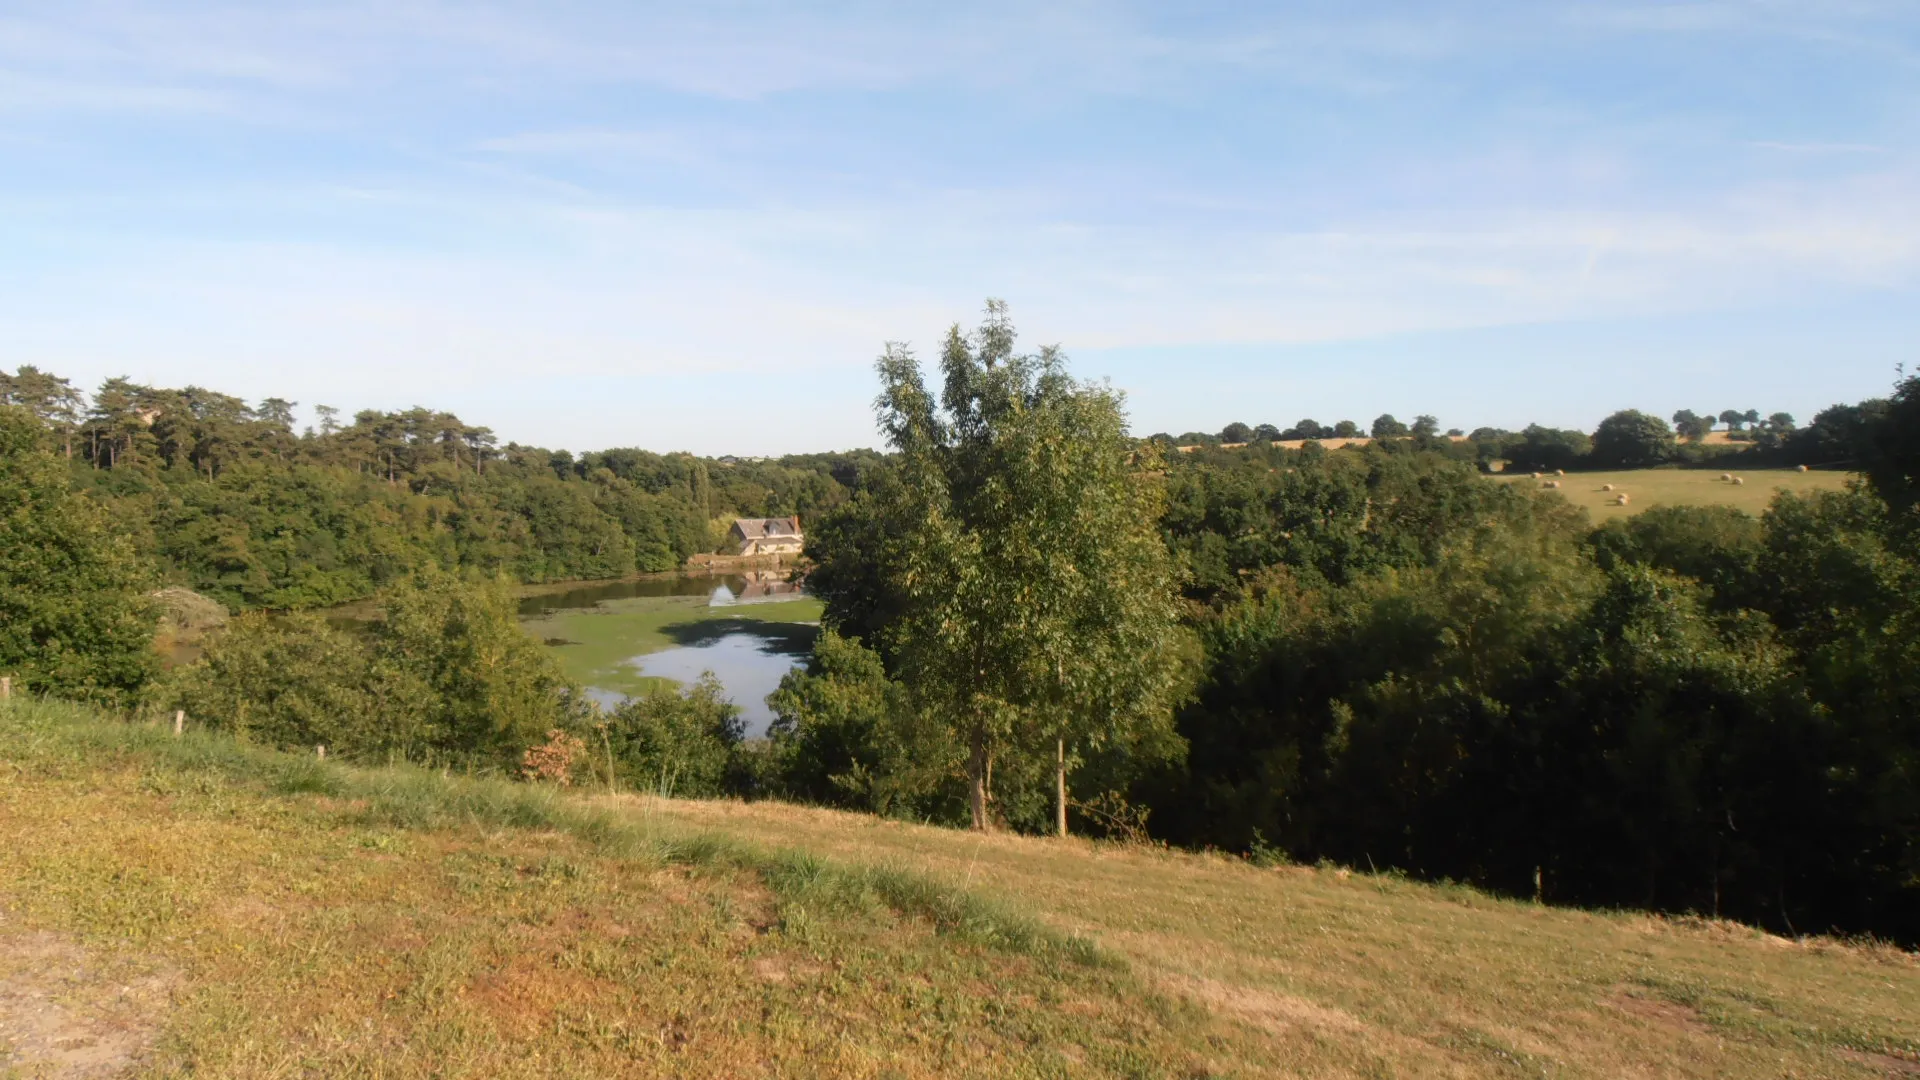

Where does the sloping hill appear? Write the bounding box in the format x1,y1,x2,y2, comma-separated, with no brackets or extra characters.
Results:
2,700,1914,1079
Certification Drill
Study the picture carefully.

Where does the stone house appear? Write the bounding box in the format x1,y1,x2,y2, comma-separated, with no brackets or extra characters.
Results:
729,516,804,557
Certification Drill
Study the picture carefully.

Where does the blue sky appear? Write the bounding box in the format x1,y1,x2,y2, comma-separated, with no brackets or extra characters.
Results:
2,2,1916,454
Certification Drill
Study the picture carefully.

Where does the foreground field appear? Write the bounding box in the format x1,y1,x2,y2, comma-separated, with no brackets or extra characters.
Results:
1494,467,1851,521
2,702,1914,1079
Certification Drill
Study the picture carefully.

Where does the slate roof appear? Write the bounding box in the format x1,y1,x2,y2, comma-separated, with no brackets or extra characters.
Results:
732,516,802,540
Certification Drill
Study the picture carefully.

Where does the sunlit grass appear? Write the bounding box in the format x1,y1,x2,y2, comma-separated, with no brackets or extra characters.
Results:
1493,467,1851,521
2,697,1914,1079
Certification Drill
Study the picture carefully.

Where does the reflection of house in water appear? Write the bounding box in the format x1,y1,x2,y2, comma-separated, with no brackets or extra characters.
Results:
710,571,805,606
729,516,803,557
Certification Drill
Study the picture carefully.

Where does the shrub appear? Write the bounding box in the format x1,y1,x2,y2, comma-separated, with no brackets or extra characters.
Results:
0,407,157,704
603,674,745,797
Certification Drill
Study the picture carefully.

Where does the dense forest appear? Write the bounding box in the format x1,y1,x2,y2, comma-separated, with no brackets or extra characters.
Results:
3,338,1917,945
0,364,882,610
773,322,1920,947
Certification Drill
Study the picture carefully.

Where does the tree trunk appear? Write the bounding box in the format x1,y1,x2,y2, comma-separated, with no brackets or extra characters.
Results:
1055,736,1068,838
968,725,989,831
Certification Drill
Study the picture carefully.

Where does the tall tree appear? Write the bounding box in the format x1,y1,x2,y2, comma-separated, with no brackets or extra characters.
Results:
1371,414,1409,439
1857,373,1920,518
0,408,157,702
865,301,1185,832
1591,410,1676,468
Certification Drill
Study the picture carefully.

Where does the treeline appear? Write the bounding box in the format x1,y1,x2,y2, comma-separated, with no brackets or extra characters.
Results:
0,366,881,610
1162,401,1889,474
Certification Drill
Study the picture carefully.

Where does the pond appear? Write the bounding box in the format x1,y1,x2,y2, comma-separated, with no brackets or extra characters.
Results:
518,572,820,738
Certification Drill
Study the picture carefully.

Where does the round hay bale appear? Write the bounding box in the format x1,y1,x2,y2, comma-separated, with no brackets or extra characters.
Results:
1720,473,1732,481
1531,472,1541,479
1601,483,1614,491
1796,464,1809,472
1731,477,1744,486
1615,494,1630,506
1556,469,1566,477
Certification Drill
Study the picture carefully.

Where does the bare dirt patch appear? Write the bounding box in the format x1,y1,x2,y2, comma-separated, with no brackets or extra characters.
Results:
1606,988,1711,1035
1841,1048,1920,1077
0,930,174,1078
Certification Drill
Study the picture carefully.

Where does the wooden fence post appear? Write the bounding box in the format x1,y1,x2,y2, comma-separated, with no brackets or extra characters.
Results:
1,676,11,700
173,710,185,737
316,745,325,760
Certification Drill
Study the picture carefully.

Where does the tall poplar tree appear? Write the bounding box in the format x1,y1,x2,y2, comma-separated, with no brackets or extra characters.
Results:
871,301,1184,833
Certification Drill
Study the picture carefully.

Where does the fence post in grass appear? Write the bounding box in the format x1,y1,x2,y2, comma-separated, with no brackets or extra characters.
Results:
173,710,185,737
1,675,10,700
316,745,325,761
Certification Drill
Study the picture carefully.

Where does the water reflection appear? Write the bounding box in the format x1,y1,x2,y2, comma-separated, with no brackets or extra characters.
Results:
520,571,815,738
517,571,805,617
623,626,817,738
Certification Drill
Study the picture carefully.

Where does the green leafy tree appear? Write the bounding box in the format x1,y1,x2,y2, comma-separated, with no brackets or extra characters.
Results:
1590,410,1676,468
1332,420,1360,438
374,568,585,768
601,674,744,797
0,366,84,458
1589,505,1765,612
1856,374,1920,518
0,408,157,703
1411,414,1440,438
1370,414,1409,439
1220,421,1253,443
1501,425,1592,473
1671,409,1714,441
767,629,961,818
163,612,435,757
860,300,1186,832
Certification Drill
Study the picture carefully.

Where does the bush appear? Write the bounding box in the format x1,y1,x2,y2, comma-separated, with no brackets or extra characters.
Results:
602,674,745,797
766,630,964,820
163,569,586,771
0,407,157,704
164,612,434,758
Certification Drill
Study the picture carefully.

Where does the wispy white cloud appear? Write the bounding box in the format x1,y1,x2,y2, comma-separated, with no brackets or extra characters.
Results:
1,1,1916,449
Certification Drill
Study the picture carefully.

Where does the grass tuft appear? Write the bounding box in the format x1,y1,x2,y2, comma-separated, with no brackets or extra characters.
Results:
0,697,1108,969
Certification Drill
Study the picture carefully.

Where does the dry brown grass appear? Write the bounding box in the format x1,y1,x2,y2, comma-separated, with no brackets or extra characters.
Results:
628,796,1920,1079
0,708,1234,1078
2,702,1914,1078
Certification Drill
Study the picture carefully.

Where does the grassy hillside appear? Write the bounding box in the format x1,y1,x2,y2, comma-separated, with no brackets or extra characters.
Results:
1495,467,1851,521
2,701,1915,1079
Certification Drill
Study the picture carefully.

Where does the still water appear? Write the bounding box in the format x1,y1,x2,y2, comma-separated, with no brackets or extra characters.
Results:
523,572,816,738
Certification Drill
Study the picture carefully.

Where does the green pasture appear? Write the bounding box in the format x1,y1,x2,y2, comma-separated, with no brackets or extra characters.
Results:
1497,467,1852,521
521,593,823,698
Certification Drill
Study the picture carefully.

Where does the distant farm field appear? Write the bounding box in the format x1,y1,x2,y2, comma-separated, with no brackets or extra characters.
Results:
1496,468,1853,521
